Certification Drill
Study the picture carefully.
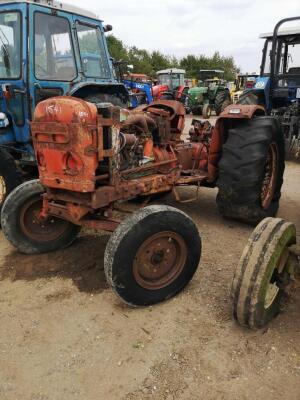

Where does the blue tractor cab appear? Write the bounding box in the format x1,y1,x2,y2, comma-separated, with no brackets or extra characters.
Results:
238,17,300,157
0,0,128,210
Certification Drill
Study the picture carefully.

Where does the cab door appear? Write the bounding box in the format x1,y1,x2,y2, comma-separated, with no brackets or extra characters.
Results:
0,2,29,144
28,5,79,114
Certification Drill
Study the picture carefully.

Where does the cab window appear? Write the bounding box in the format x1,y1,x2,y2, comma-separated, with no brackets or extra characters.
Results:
0,12,21,79
34,12,76,81
76,23,110,78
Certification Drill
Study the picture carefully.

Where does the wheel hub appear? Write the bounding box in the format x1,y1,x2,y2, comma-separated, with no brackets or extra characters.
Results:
264,282,280,309
0,175,6,204
261,142,278,210
264,246,289,310
133,231,187,290
19,195,70,242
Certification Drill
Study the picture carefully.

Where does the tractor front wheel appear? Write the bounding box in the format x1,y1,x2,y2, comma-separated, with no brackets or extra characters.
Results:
202,104,212,119
216,117,285,225
231,217,296,329
104,205,201,306
0,148,23,213
1,180,81,254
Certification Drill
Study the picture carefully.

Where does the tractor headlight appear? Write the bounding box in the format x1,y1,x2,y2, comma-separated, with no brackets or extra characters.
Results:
0,112,9,128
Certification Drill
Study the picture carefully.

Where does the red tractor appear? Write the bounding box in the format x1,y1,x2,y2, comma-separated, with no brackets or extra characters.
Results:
152,69,189,103
1,98,285,306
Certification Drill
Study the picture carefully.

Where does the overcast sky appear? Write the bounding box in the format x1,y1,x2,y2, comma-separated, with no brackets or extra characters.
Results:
70,0,300,73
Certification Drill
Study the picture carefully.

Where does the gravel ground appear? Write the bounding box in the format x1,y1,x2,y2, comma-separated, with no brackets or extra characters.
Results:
0,115,299,400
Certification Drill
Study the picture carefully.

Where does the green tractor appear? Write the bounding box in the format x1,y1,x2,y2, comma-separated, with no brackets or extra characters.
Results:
187,70,231,118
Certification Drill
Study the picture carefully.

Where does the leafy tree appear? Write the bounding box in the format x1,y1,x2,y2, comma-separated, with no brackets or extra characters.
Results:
106,35,128,62
106,34,240,80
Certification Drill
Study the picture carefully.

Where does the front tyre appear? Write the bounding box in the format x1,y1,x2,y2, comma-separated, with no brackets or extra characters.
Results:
231,217,296,329
202,104,212,119
104,205,201,306
1,180,81,254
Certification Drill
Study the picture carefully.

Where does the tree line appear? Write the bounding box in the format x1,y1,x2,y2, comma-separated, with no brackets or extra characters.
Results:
107,35,240,81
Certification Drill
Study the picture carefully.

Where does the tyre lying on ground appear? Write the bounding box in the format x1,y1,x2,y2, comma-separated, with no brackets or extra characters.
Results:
231,217,296,329
216,117,285,225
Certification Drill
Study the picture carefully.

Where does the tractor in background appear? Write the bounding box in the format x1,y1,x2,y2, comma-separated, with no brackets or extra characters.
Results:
123,73,153,107
187,70,231,118
238,17,300,158
0,0,129,212
231,74,258,103
152,68,190,104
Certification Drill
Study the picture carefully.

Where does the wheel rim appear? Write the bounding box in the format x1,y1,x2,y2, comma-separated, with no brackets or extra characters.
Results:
264,282,280,309
0,175,6,204
133,231,187,290
19,195,70,242
264,247,289,309
261,142,278,210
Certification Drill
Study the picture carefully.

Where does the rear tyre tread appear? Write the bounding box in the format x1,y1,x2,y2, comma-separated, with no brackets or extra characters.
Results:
216,117,285,225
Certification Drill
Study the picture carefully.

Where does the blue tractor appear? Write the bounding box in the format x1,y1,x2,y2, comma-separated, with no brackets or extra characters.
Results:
238,17,300,158
123,79,153,108
0,0,129,210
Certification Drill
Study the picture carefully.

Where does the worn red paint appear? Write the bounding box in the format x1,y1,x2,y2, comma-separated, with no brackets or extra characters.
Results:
30,97,260,230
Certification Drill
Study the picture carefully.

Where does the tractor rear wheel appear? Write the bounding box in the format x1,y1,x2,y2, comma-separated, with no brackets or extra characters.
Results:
104,205,201,306
216,117,285,225
231,217,296,329
1,180,81,254
0,148,23,214
214,90,231,115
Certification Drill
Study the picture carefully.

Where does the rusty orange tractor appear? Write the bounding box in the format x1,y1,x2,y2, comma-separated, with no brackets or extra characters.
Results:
1,98,285,306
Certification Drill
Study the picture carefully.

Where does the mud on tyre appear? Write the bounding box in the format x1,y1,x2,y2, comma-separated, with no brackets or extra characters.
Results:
216,117,285,225
104,205,201,306
231,217,296,329
1,180,81,254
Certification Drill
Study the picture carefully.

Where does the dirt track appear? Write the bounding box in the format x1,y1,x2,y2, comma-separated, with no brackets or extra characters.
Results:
0,118,299,399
